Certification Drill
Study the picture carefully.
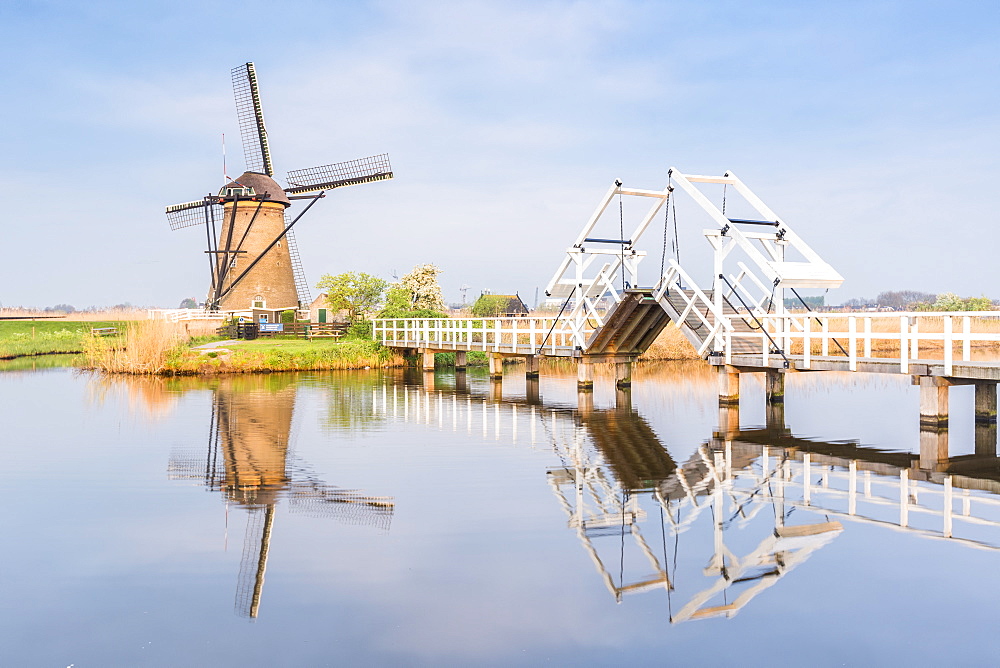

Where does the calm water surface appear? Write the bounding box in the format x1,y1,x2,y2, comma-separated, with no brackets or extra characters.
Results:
2,360,999,666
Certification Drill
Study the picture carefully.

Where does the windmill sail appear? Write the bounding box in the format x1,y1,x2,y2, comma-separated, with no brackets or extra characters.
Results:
282,212,312,306
285,154,393,194
232,62,273,176
165,198,224,231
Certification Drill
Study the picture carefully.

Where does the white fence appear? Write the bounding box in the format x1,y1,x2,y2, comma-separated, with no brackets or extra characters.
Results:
147,309,227,323
373,317,596,356
715,310,1000,373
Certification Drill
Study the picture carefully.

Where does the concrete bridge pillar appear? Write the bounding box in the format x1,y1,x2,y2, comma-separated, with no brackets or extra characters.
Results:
525,355,540,379
489,354,503,381
421,351,436,371
577,361,594,391
455,351,468,370
975,382,997,456
614,361,632,388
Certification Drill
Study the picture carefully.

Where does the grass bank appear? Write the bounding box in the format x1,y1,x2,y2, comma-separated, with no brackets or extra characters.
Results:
0,320,120,359
169,338,402,374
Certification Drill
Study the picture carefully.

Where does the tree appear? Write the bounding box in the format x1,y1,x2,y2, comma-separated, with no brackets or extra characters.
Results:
471,295,510,317
874,290,935,310
378,264,446,317
178,297,198,308
315,272,388,321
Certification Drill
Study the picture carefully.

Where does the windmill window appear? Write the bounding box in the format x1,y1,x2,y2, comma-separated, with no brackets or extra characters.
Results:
253,296,265,309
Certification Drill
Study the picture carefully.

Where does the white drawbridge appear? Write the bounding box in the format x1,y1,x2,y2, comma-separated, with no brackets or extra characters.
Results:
541,168,843,363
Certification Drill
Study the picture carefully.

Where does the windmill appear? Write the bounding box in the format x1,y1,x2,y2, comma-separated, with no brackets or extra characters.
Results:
165,62,393,313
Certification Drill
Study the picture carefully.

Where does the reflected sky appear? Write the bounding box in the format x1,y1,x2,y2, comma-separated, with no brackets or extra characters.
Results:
2,363,1000,665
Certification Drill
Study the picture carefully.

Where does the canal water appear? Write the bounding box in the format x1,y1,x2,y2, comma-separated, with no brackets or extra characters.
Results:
2,361,999,666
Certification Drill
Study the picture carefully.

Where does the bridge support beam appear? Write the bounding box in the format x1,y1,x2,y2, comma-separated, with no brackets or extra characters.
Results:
975,382,997,456
489,354,503,381
455,351,467,370
525,355,540,379
577,361,594,390
421,351,435,371
614,361,632,388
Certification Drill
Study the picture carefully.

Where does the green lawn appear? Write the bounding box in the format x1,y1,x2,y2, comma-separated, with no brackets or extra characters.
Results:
0,320,120,359
221,339,489,365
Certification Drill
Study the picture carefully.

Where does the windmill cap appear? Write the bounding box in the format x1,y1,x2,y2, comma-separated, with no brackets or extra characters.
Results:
220,171,291,206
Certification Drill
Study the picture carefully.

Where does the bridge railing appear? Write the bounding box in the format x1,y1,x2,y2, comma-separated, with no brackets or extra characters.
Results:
718,311,1000,372
373,317,596,356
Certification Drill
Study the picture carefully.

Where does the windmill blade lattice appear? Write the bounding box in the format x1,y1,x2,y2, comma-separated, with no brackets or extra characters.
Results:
283,212,312,305
285,154,392,195
165,199,224,231
232,62,273,176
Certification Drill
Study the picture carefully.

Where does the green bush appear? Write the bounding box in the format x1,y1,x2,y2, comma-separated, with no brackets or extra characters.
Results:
281,310,296,324
346,319,373,340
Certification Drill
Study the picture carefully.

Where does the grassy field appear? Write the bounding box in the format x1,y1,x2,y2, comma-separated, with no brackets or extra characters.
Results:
0,320,121,359
164,337,402,373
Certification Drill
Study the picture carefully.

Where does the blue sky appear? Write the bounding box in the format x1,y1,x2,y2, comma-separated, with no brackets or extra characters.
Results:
1,0,998,308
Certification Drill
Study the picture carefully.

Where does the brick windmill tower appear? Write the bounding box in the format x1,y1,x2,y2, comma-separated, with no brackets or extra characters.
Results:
165,63,393,315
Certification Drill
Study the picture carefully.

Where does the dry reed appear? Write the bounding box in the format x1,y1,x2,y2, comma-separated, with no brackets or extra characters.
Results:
83,320,192,373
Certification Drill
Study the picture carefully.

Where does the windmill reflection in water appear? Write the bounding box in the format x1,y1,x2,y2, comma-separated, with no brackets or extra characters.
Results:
375,378,1000,623
168,375,393,618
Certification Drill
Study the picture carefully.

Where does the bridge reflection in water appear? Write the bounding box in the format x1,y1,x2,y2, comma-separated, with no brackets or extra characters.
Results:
167,375,394,618
374,373,1000,623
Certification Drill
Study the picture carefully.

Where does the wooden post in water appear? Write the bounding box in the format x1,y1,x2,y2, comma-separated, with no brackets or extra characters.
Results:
919,376,950,470
765,370,786,433
577,360,594,391
615,387,632,411
525,355,540,379
455,351,467,371
717,366,741,437
614,361,632,388
421,351,435,371
489,354,503,381
975,382,997,456
525,377,541,405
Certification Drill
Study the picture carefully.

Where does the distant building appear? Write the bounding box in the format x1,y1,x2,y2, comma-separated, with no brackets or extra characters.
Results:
308,293,351,323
